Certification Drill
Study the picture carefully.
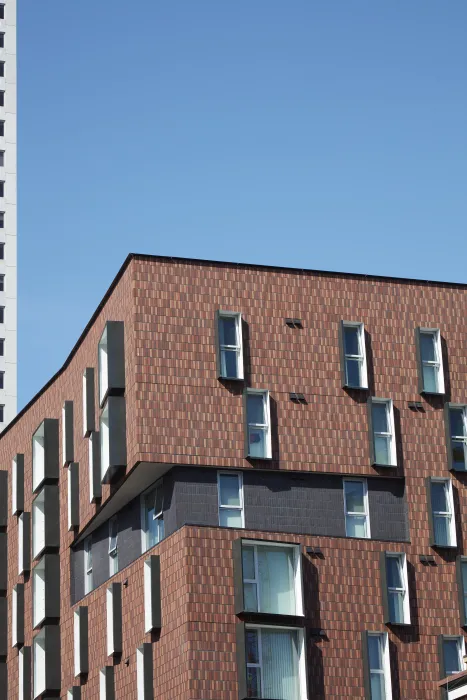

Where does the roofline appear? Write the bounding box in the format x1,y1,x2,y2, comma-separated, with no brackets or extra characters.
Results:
2,252,466,439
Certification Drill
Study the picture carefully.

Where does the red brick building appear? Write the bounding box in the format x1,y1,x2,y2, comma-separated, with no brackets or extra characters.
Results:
1,253,467,699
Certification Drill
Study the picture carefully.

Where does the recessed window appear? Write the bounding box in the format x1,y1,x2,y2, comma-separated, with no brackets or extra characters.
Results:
0,63,4,78
0,6,4,21
241,541,303,616
341,321,368,389
0,181,4,197
0,151,4,168
365,632,392,700
137,644,153,700
19,645,31,700
217,311,243,379
106,583,122,657
383,552,410,625
33,629,47,698
33,626,61,698
0,211,4,226
12,583,24,648
108,516,118,576
32,423,45,492
0,307,4,326
88,431,102,503
32,486,59,560
84,536,93,595
12,454,24,516
82,367,95,437
144,555,162,633
343,479,370,539
74,606,88,677
0,92,4,107
98,321,125,406
33,559,47,628
369,398,396,467
100,666,115,700
457,557,467,627
0,371,4,389
0,33,4,48
244,625,306,699
218,471,244,527
447,405,467,471
32,491,46,559
0,274,4,291
245,389,272,459
0,338,3,356
0,404,4,422
429,478,456,547
442,636,465,676
99,396,127,483
141,479,164,552
417,327,445,394
0,243,4,259
18,512,30,575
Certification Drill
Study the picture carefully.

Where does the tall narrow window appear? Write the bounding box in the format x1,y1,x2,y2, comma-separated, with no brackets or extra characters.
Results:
0,6,4,21
342,322,368,389
141,479,164,552
218,472,244,527
0,274,4,291
0,33,4,48
245,390,271,459
0,371,4,389
108,516,118,576
429,478,456,547
343,479,370,539
369,398,396,467
0,181,4,197
383,552,410,625
366,632,392,700
0,338,4,356
457,557,467,627
217,311,243,379
84,536,92,595
0,92,4,108
245,626,306,699
0,404,4,422
417,328,444,394
0,211,4,226
0,243,4,259
0,152,4,168
447,406,467,471
442,636,465,676
0,62,4,78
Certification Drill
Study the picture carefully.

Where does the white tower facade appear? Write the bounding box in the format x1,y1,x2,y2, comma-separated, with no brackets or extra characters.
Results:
0,0,17,425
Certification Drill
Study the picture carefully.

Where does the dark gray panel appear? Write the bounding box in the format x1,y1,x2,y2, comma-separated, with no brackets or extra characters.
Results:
19,512,30,575
33,554,60,628
0,470,7,527
32,419,59,494
214,310,221,378
76,606,88,676
70,542,85,605
117,496,141,571
13,583,24,647
161,470,176,537
0,532,6,591
380,552,390,624
367,479,409,542
338,320,346,388
92,528,110,590
0,661,6,700
108,582,122,656
69,687,82,700
100,666,115,700
68,463,79,530
367,398,376,466
20,646,31,700
171,467,218,530
83,367,96,437
232,539,244,615
90,431,102,502
37,625,61,693
63,401,74,466
426,478,435,546
0,597,6,656
457,556,467,628
415,327,423,395
438,634,446,679
12,454,24,515
138,643,153,700
33,485,60,560
145,555,161,631
242,390,249,458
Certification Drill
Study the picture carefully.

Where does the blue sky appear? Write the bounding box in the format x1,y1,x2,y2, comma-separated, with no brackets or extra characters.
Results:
18,1,467,408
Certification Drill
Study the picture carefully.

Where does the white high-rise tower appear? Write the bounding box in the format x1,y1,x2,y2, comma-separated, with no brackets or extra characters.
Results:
0,0,16,425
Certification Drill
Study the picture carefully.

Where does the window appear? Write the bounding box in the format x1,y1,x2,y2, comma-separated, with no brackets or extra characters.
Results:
458,557,467,627
430,478,456,547
0,151,4,167
84,536,92,594
137,644,153,700
0,404,3,422
0,33,4,48
218,471,244,527
442,636,465,676
0,211,4,226
19,645,31,700
0,274,4,291
417,328,445,394
245,625,306,700
245,390,272,459
383,553,410,625
141,479,164,552
0,242,4,259
18,512,30,575
33,629,47,698
0,371,4,389
33,626,60,698
74,607,88,677
366,632,392,700
217,311,243,379
12,454,24,516
32,423,45,492
12,583,24,648
98,321,125,406
0,181,4,197
32,486,59,560
241,541,303,616
369,398,396,466
33,559,47,628
108,516,118,575
0,123,4,138
0,338,3,355
32,491,46,559
106,582,122,657
0,92,4,107
100,666,115,700
343,479,370,538
82,367,95,437
0,62,4,78
0,6,4,20
341,321,368,388
144,555,162,633
447,405,467,471
99,396,127,483
0,306,4,325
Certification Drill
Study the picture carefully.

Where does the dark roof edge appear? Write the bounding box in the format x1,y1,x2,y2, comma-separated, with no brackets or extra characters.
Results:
2,251,466,440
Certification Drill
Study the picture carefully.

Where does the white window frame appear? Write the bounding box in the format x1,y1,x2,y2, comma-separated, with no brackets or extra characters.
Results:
218,311,244,380
242,540,303,617
140,479,165,553
84,536,93,595
98,326,109,405
32,558,46,629
450,406,467,470
343,321,368,389
100,402,110,482
419,328,445,394
431,478,457,547
372,398,397,467
443,635,466,676
33,629,46,699
108,516,118,576
246,389,272,459
343,478,371,539
385,552,410,624
245,624,307,700
217,471,244,528
32,490,46,560
32,423,45,493
367,632,392,700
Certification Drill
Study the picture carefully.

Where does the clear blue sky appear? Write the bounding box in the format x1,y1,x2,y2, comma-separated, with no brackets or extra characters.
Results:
18,1,467,408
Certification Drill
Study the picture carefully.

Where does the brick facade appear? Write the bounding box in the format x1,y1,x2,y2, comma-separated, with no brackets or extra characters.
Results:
1,254,467,698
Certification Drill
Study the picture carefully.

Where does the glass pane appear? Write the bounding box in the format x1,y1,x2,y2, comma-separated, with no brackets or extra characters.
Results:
444,639,461,675
247,667,261,698
219,474,240,506
452,441,466,470
420,332,436,362
423,364,438,393
431,482,448,512
261,628,299,700
462,562,467,596
220,316,237,346
221,349,239,378
346,514,367,538
346,358,362,387
386,556,403,588
345,481,365,513
257,546,295,615
368,635,383,671
246,629,259,664
450,409,465,438
370,673,385,700
244,583,258,612
389,591,404,624
248,428,266,458
344,326,360,355
248,395,265,425
219,508,242,528
372,404,389,434
434,515,450,546
375,436,390,466
242,547,255,580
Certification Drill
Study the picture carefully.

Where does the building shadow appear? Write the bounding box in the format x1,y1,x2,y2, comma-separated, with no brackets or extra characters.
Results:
302,554,326,698
389,640,402,699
